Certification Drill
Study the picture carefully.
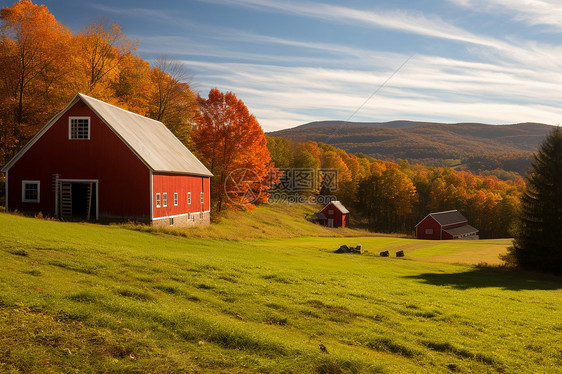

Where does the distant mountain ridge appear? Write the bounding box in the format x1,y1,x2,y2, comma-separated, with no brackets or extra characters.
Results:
268,120,554,160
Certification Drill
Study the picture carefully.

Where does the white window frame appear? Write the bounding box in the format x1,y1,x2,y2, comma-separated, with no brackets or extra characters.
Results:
22,180,40,203
174,192,178,206
163,193,168,207
156,193,161,208
200,192,204,204
68,117,90,140
425,228,433,235
187,192,191,205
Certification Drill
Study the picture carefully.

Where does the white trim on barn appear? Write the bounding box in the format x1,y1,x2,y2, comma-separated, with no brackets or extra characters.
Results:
4,170,8,211
21,180,40,203
68,116,91,140
151,210,211,221
149,170,153,219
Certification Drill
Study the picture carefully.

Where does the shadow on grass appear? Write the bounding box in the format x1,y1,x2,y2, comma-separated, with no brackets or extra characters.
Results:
404,268,562,291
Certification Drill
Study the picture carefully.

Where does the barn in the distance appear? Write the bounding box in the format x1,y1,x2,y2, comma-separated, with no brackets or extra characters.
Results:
316,200,349,228
415,210,478,240
1,93,212,227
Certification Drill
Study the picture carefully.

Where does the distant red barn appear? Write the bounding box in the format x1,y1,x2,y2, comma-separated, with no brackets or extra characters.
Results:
415,210,478,240
317,201,349,228
1,93,212,227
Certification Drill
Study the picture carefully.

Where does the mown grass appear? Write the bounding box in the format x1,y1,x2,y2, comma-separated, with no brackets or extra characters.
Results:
0,212,561,373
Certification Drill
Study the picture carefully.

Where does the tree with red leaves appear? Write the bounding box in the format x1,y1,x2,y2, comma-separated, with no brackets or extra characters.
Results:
193,88,273,212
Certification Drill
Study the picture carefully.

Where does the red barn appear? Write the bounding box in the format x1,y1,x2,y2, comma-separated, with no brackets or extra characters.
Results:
1,93,212,227
415,210,478,240
319,201,349,228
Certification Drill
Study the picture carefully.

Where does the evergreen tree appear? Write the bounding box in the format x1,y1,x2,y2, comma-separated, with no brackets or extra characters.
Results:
509,127,562,274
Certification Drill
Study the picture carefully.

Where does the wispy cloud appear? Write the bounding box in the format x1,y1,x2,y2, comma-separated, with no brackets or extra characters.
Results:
181,56,562,130
449,0,562,31
197,0,520,51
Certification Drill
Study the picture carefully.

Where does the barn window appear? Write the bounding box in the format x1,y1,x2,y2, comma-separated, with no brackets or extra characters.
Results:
328,209,334,215
425,229,433,235
22,180,40,203
156,193,161,208
187,192,191,205
170,217,174,226
200,192,204,204
163,193,168,207
69,117,90,139
174,193,178,206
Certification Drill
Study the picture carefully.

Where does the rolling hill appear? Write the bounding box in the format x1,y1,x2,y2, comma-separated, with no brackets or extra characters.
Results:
268,121,554,161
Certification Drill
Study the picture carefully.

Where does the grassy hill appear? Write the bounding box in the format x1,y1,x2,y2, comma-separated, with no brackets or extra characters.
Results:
268,121,552,163
1,212,561,373
123,203,381,240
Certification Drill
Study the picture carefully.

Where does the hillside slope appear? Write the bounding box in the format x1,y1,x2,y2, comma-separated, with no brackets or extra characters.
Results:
268,121,553,160
1,213,561,373
124,203,380,240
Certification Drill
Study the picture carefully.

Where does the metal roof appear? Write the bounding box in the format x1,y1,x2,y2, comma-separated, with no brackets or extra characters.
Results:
310,212,327,220
80,94,212,176
443,224,479,237
428,210,467,226
325,200,349,214
1,93,212,176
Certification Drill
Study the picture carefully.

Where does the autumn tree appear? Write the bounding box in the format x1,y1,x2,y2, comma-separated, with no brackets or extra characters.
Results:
110,53,152,115
193,88,272,211
148,57,198,146
507,127,562,274
0,0,71,160
266,136,294,168
77,22,135,96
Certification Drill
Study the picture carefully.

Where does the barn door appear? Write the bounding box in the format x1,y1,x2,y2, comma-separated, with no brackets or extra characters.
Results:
327,219,334,228
59,182,95,221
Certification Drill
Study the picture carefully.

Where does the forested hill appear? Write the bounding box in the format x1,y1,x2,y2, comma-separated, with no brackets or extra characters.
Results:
268,121,553,160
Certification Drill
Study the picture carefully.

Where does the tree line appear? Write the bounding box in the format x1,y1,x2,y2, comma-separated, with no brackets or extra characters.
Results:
267,137,524,238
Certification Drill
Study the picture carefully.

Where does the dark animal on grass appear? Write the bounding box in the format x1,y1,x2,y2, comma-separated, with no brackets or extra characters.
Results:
396,250,404,257
380,251,389,257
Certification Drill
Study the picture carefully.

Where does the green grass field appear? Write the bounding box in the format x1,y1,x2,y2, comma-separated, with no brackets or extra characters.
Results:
0,210,561,373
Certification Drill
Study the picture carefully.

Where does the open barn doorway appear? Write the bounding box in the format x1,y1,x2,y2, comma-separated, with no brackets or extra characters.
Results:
58,180,98,221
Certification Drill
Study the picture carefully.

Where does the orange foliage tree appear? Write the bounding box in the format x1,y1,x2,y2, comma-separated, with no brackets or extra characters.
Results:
193,88,272,212
0,0,71,160
77,22,136,96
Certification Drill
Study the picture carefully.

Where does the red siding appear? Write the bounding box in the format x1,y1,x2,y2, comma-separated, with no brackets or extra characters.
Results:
152,174,210,219
442,230,454,240
416,216,442,240
321,202,348,228
7,99,150,220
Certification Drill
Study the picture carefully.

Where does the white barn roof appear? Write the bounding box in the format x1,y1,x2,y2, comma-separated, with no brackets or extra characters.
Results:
325,201,349,214
2,93,212,177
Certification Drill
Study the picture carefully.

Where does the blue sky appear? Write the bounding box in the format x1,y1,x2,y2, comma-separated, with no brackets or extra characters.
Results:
6,0,562,130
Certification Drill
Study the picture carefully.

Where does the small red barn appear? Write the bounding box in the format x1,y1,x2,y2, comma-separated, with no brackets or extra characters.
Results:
319,201,349,228
415,210,478,240
1,93,212,227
